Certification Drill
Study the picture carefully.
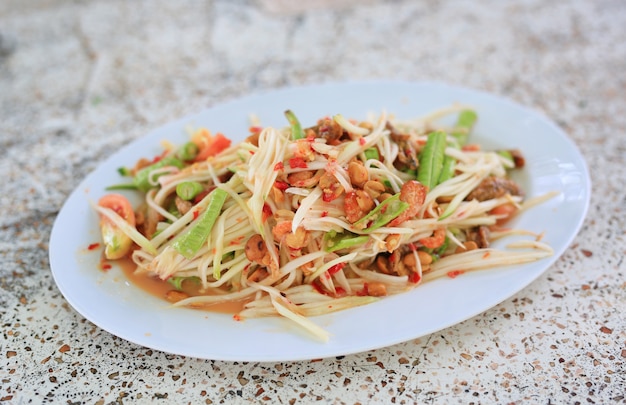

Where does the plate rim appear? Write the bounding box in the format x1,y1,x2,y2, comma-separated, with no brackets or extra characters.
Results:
48,80,591,361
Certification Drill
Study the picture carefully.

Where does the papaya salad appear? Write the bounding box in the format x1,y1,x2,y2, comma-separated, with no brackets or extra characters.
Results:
93,106,554,341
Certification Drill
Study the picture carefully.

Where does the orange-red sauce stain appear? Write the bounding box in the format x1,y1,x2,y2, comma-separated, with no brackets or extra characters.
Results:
113,257,248,314
88,242,101,251
229,236,245,246
482,252,491,259
447,270,465,279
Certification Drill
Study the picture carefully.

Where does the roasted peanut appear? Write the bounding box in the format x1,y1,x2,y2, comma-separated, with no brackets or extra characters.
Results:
385,234,402,252
403,252,416,267
358,121,374,131
366,282,387,297
417,250,433,266
348,161,368,188
287,170,314,186
271,185,285,203
319,172,344,201
363,180,385,199
245,132,260,146
377,192,393,203
455,240,479,254
375,255,391,274
165,290,189,303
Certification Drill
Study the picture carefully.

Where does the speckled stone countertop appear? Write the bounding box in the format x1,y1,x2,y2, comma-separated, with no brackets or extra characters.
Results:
1,0,625,403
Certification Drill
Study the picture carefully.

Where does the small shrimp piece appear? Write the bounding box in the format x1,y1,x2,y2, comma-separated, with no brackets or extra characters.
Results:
272,221,293,242
245,234,272,266
344,190,375,223
287,170,314,186
388,180,427,226
285,226,309,250
419,228,446,249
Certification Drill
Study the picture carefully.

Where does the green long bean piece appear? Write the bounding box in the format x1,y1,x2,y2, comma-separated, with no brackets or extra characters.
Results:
172,188,228,259
285,110,305,140
417,131,447,190
176,181,204,201
323,231,369,252
133,156,185,192
354,194,409,233
438,155,456,184
451,110,477,146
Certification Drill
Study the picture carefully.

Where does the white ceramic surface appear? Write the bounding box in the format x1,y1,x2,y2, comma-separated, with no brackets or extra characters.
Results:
49,81,590,362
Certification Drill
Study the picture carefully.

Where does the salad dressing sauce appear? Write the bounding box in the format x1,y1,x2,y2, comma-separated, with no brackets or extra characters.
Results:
115,257,248,314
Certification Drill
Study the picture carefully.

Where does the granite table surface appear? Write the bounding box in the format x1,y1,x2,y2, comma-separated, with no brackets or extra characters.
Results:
1,0,625,404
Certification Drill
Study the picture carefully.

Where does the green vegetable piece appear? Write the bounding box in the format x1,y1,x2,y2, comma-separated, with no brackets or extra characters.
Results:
497,150,514,166
323,231,369,252
117,167,132,176
172,188,228,259
364,147,380,161
284,109,305,140
133,156,185,192
438,155,456,184
424,237,450,260
108,167,137,189
176,181,204,201
177,142,199,161
451,110,477,146
105,183,138,191
353,194,410,233
167,276,200,290
417,131,447,190
167,202,181,218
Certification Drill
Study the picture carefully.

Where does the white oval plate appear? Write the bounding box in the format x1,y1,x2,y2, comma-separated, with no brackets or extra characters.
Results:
49,81,590,362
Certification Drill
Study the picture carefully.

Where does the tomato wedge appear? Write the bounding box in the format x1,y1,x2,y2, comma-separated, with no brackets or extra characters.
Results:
194,132,232,162
98,194,136,260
